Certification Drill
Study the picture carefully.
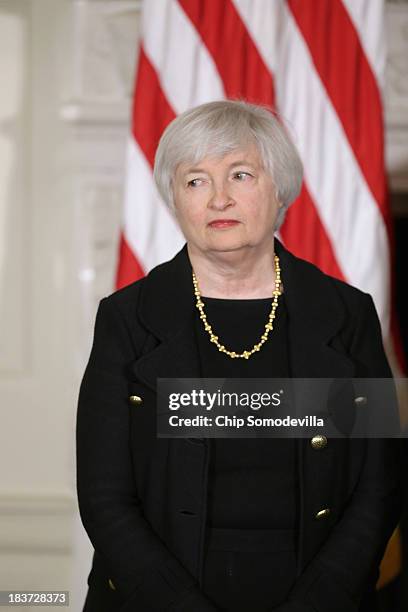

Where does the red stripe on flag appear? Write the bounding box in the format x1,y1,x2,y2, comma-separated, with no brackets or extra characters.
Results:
287,0,406,372
287,0,387,222
280,186,345,280
177,0,275,104
132,46,176,169
115,232,145,288
115,48,176,288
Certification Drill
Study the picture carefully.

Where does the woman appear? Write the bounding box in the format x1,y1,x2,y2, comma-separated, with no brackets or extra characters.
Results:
76,100,400,612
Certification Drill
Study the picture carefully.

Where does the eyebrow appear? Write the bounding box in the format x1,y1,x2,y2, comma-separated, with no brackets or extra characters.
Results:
183,161,257,175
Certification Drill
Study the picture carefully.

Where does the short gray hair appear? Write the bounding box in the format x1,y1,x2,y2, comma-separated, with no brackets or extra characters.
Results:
153,100,303,230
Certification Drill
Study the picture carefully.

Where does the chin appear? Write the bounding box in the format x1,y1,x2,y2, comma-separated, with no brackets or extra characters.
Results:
206,238,250,253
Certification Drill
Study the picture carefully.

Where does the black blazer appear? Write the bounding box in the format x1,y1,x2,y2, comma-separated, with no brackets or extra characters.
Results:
76,240,401,612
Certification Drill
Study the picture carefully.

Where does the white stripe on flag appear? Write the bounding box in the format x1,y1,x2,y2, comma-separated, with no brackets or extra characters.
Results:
143,0,225,114
123,137,184,272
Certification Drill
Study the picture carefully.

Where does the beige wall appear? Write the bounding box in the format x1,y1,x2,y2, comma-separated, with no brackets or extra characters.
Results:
0,0,407,610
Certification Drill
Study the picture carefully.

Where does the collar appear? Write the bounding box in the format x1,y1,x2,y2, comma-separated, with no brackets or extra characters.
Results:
138,238,347,342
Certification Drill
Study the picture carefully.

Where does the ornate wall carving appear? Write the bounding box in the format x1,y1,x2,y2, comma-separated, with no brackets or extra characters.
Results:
60,1,142,353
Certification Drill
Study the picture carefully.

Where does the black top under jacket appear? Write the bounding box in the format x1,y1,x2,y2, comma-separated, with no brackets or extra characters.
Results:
194,295,296,530
195,295,298,611
77,239,401,612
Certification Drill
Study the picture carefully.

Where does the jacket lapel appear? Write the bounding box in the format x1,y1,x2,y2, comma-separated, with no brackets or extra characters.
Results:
131,245,201,387
275,239,354,379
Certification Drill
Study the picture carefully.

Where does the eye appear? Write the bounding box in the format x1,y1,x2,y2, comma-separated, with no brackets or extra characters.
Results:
233,171,252,181
187,178,204,188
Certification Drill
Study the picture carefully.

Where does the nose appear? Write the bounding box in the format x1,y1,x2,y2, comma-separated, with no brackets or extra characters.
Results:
208,180,234,210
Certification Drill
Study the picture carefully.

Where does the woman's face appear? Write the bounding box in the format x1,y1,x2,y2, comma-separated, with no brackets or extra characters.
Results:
173,144,281,256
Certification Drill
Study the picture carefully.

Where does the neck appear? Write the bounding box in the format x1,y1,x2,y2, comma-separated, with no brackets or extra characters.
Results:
187,241,278,298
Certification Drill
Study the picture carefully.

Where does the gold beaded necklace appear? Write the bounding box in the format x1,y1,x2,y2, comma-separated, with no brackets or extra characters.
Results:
192,254,282,360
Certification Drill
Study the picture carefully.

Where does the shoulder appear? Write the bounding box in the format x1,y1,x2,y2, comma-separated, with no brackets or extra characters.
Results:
101,255,175,314
103,276,146,314
284,245,374,316
325,271,373,316
281,245,383,362
95,255,178,351
98,245,192,341
287,253,388,373
323,273,379,350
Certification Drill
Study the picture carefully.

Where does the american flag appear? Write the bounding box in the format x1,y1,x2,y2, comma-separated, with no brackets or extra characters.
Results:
116,0,402,369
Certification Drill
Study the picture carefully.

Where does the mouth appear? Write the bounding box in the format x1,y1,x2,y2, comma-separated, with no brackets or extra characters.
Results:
208,219,240,229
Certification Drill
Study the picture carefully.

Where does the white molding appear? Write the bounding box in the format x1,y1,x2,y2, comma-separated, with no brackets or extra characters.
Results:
0,491,75,554
60,100,131,124
385,3,408,192
63,0,141,103
0,490,75,513
80,0,142,8
385,4,408,127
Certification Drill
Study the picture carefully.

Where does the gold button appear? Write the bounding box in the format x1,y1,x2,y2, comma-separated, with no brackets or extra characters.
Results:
315,508,331,520
108,578,116,590
310,435,327,450
129,395,143,405
354,396,367,406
